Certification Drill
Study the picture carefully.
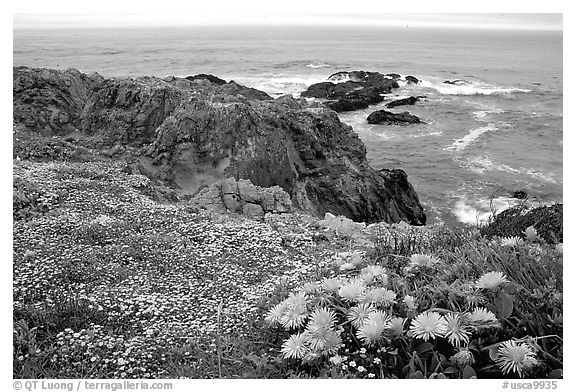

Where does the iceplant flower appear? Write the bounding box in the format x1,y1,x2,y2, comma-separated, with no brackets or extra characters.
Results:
322,278,341,293
495,340,538,377
281,333,309,359
476,271,508,290
338,280,366,302
409,311,447,341
403,295,417,311
442,313,471,347
500,236,524,247
348,303,375,328
524,226,539,242
408,254,440,269
356,311,390,346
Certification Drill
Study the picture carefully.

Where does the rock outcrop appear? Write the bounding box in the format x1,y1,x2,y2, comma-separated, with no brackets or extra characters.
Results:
405,75,420,84
191,177,293,217
301,70,399,113
367,110,422,125
13,66,426,225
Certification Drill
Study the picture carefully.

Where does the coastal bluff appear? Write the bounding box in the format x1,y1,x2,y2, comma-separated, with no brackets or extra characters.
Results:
13,66,426,225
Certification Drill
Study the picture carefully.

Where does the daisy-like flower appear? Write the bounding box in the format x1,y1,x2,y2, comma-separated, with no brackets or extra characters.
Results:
403,295,417,311
285,292,308,308
340,263,356,271
308,307,337,330
450,348,475,368
500,236,524,247
323,278,341,292
280,304,308,330
363,288,396,305
442,313,471,347
476,271,509,290
409,311,447,341
524,226,539,242
388,317,406,336
555,243,563,253
468,307,500,329
361,265,385,277
496,340,538,377
408,254,440,269
264,303,287,325
329,355,343,365
360,272,374,285
356,311,390,346
305,325,342,354
281,333,309,359
348,303,375,328
338,280,366,302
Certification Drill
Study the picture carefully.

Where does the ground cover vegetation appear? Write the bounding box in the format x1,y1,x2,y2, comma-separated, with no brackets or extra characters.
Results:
13,137,562,379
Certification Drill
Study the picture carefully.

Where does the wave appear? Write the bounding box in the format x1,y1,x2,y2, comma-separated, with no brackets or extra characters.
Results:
444,125,497,152
461,155,558,183
306,63,331,69
231,75,327,97
418,79,532,96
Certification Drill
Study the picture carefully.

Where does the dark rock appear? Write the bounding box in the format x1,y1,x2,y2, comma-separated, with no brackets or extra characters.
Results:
300,82,336,99
367,110,422,125
185,73,227,86
443,79,467,85
480,204,563,244
385,73,401,79
511,190,528,199
327,71,351,82
386,96,420,108
13,66,426,225
405,75,420,84
327,99,369,112
302,70,399,113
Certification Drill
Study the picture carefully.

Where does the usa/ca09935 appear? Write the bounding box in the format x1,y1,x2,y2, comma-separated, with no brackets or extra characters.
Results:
509,381,558,389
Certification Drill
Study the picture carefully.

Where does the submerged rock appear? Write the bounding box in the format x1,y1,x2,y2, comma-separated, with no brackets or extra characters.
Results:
367,110,422,125
405,75,420,84
386,96,422,108
13,66,426,225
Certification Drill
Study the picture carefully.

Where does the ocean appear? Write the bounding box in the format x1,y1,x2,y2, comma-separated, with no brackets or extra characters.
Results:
13,26,563,226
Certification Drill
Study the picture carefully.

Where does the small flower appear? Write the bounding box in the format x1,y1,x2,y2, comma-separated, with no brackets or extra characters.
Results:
500,236,524,247
338,280,366,302
409,312,447,341
496,340,538,377
281,333,309,359
476,271,508,290
323,278,341,292
442,313,471,346
357,365,366,372
348,303,375,328
368,373,375,378
349,360,357,367
403,295,417,311
524,226,539,241
408,254,440,269
341,364,348,370
373,357,381,364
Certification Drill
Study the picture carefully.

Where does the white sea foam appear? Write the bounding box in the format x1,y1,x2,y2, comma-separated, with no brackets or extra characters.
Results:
233,75,327,97
418,79,531,96
306,63,331,69
462,155,558,183
445,125,497,152
453,197,521,225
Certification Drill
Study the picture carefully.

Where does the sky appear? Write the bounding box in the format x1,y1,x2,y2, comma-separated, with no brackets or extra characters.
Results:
12,12,563,31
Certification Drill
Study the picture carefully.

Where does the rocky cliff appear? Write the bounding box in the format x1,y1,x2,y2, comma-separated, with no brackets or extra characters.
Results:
13,66,426,225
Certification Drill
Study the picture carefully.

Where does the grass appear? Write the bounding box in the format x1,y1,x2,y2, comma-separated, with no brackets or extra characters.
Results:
12,154,562,379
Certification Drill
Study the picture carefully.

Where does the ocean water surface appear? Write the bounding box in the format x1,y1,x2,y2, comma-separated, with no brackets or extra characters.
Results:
13,26,563,226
